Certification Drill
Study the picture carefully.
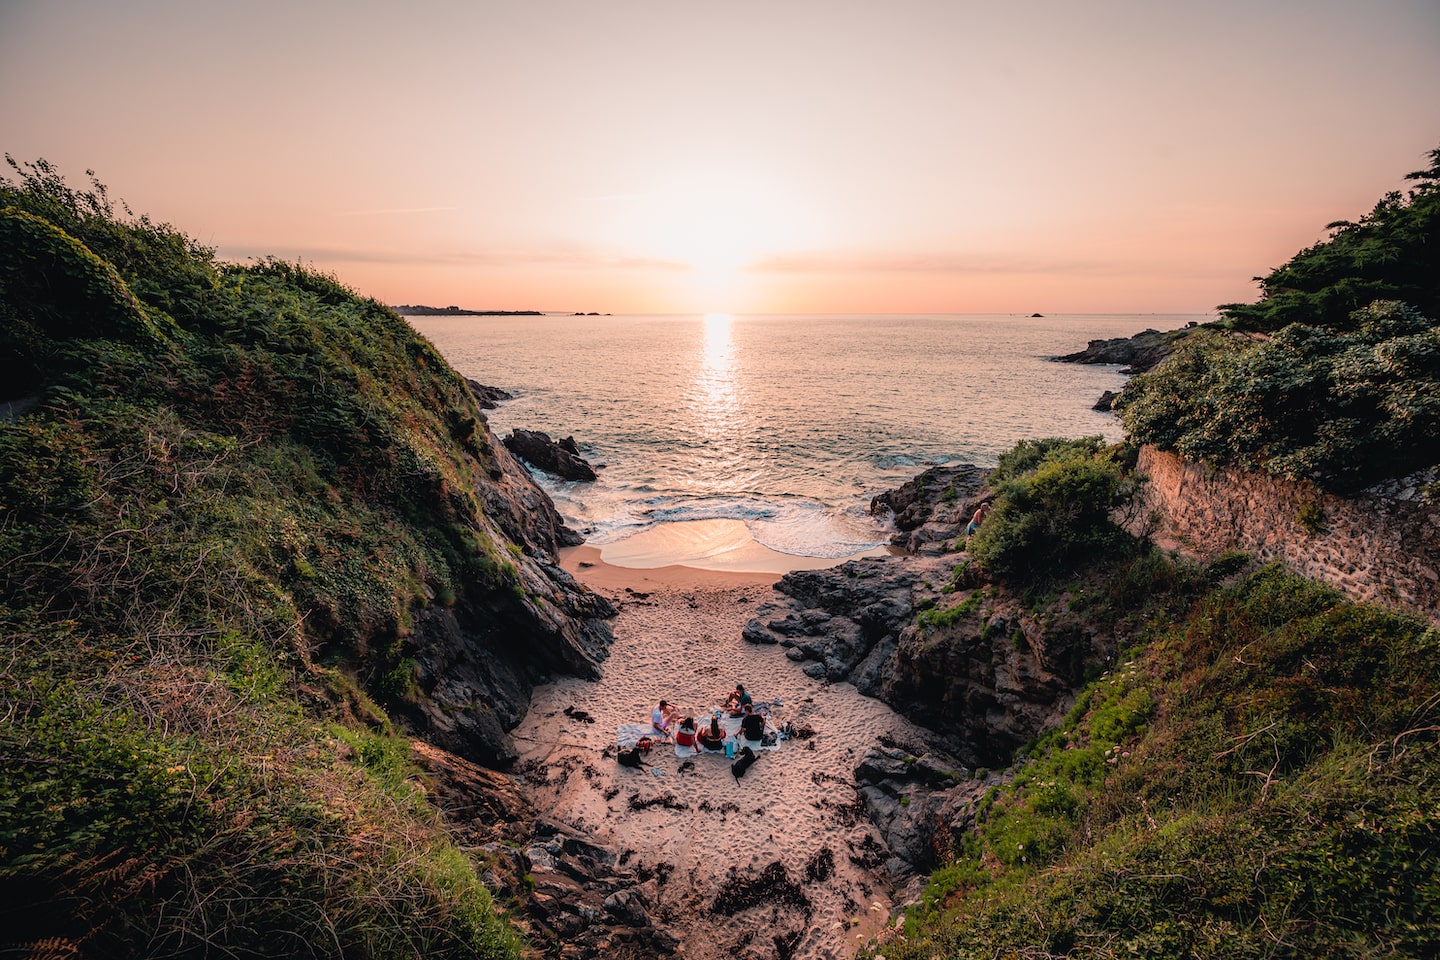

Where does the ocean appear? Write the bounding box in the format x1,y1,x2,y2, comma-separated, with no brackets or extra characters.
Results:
408,313,1204,565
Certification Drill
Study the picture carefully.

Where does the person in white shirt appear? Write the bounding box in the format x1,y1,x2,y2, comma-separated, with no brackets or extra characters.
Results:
651,699,675,736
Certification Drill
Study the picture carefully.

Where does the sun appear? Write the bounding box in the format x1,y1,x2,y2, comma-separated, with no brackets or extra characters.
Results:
612,172,811,275
659,198,759,274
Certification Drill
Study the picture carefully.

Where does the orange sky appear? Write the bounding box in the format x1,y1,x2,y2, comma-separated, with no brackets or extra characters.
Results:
3,1,1438,315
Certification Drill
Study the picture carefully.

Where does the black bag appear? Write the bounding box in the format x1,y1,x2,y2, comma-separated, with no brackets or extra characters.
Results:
731,746,757,780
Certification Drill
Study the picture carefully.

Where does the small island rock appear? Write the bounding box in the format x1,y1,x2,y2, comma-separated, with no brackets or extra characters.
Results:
504,429,599,482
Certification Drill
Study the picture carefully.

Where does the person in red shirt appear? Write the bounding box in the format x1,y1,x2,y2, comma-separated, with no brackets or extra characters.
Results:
674,716,699,749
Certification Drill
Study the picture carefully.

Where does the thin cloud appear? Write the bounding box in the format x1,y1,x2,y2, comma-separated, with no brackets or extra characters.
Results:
217,243,687,272
336,206,463,217
748,250,1210,279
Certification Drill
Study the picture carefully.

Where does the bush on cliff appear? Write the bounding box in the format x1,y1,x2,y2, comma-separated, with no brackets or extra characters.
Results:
1115,145,1440,493
966,437,1141,582
1,161,524,958
879,560,1440,959
1118,299,1440,493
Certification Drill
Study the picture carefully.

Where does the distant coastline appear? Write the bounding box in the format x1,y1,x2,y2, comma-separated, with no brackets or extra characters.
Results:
393,304,545,316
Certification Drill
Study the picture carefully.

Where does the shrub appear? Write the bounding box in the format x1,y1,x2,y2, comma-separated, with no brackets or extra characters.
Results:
967,438,1139,582
1115,143,1440,492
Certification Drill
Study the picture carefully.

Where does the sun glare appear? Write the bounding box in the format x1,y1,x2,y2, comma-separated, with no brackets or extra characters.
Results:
590,170,823,311
612,172,814,272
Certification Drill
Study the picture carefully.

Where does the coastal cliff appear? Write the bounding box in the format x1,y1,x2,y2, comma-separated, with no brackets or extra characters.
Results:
0,164,613,957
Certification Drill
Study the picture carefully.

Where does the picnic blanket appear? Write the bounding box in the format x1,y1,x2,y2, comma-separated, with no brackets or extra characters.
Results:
620,702,790,757
616,723,664,748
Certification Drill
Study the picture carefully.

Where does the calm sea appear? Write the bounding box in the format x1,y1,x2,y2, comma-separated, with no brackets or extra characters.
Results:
409,313,1204,560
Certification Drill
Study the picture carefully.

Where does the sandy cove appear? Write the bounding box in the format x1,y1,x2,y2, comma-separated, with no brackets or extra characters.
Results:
508,546,932,960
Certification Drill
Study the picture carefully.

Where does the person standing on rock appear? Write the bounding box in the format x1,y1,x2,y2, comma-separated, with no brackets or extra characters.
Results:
966,503,987,539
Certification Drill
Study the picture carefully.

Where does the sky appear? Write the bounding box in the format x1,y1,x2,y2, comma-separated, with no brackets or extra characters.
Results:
2,0,1438,316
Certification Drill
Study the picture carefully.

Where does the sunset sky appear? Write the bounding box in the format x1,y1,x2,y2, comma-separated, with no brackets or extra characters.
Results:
3,0,1438,315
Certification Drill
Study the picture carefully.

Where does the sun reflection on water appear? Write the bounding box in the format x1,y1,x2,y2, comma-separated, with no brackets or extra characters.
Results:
702,312,734,377
685,313,744,487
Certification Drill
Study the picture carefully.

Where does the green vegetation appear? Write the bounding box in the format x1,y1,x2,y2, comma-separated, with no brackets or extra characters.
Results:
1220,147,1440,334
1,159,523,958
885,139,1440,953
1117,146,1440,493
918,588,985,631
874,560,1440,959
966,437,1142,582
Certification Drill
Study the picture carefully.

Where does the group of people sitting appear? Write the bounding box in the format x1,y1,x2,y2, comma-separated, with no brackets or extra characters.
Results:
650,683,773,753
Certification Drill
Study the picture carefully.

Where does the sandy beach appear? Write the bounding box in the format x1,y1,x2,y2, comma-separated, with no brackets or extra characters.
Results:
510,541,930,959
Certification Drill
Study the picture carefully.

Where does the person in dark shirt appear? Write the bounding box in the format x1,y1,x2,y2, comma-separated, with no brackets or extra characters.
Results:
697,715,726,751
739,703,766,746
725,683,753,716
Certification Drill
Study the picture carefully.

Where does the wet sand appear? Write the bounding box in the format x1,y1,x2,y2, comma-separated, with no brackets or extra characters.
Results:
510,545,925,959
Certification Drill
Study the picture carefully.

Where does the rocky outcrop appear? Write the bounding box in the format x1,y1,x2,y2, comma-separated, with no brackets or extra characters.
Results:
399,430,612,768
466,379,514,410
1051,325,1197,374
411,741,679,958
483,436,585,550
853,745,987,873
743,553,1113,770
504,428,599,482
869,464,991,554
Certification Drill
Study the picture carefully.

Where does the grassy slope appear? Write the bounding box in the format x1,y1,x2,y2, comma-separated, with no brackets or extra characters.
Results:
1,163,526,957
875,147,1440,956
881,552,1439,958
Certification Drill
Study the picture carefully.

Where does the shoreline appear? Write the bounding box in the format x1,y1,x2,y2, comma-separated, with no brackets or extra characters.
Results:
559,544,782,592
557,517,896,593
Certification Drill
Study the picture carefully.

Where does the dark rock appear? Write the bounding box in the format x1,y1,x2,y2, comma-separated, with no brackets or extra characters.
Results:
1093,389,1119,411
482,438,587,548
853,745,983,873
393,419,612,768
1051,326,1195,375
413,740,680,956
504,428,599,482
466,379,513,409
748,469,1119,771
870,464,990,552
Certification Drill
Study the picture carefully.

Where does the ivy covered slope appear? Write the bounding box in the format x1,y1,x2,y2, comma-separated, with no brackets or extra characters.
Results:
1116,146,1440,493
880,441,1440,959
0,160,612,957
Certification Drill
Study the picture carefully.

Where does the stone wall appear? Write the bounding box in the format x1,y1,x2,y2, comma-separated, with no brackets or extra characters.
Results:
1136,446,1440,626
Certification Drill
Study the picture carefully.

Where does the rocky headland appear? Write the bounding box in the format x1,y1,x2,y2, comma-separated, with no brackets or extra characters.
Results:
1050,323,1198,374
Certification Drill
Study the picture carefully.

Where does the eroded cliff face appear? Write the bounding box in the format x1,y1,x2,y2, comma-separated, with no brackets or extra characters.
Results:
400,408,616,768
